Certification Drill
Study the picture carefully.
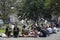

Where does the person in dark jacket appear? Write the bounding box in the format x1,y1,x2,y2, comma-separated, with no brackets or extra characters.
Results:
5,26,11,37
41,25,49,37
13,25,20,37
37,24,48,37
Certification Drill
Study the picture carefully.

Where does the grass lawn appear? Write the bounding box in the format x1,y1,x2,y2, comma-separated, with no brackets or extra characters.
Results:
0,29,5,33
0,20,44,34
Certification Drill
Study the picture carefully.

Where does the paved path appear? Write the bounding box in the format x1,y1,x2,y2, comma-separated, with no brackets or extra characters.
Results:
0,29,60,40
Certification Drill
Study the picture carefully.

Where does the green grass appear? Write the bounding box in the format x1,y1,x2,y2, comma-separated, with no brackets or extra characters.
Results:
0,29,5,33
0,20,45,34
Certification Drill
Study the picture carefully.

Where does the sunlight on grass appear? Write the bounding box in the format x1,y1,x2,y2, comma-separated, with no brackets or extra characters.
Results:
0,29,5,33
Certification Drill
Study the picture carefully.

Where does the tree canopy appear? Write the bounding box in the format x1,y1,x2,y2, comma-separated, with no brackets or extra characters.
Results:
17,0,45,21
0,0,60,22
0,0,18,22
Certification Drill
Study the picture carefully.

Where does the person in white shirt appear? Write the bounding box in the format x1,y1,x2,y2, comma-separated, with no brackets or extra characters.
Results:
52,27,57,33
47,26,52,34
47,26,53,34
51,24,57,33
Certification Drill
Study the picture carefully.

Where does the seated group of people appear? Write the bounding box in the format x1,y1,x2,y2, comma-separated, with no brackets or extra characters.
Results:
5,23,57,38
5,25,19,37
21,23,57,37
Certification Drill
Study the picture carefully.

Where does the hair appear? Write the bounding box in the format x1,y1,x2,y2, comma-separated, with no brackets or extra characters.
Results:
34,27,37,30
23,25,26,28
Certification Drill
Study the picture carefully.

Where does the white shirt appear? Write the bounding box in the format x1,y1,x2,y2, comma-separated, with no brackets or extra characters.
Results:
47,28,52,33
12,25,14,30
52,27,57,33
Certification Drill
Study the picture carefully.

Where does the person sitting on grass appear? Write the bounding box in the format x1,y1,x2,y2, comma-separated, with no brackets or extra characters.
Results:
22,25,29,37
29,23,40,37
51,24,57,33
46,25,53,34
40,24,49,37
5,26,12,37
33,27,38,37
13,25,20,37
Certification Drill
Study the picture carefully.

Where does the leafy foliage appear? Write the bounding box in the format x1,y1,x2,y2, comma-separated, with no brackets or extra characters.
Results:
17,0,45,21
0,0,17,22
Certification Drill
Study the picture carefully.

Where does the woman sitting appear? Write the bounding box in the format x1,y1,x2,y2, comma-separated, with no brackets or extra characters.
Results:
22,25,29,37
51,24,57,33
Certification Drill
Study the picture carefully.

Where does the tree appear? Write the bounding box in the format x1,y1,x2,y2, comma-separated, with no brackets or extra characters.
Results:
43,0,52,19
0,0,18,23
13,0,60,21
17,0,45,22
44,0,60,19
51,0,60,16
41,0,60,19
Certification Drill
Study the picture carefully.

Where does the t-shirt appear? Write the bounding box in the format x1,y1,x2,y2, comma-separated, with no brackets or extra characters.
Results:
47,28,52,33
52,27,57,33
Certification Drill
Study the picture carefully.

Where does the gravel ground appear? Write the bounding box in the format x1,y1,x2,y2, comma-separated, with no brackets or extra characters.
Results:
0,32,60,40
0,28,60,40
